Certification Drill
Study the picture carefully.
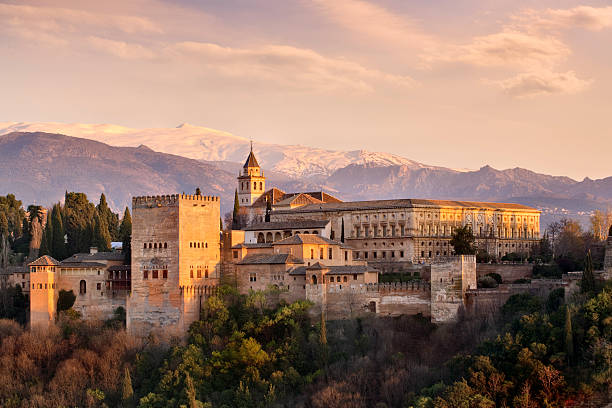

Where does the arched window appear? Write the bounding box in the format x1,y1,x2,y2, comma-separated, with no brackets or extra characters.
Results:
274,232,282,242
154,243,157,249
310,249,314,259
205,269,209,278
257,233,265,243
259,182,262,190
148,243,152,249
80,280,86,295
266,232,273,242
253,182,257,190
205,242,208,248
158,242,162,249
311,275,317,285
197,242,200,248
143,243,147,249
164,242,168,249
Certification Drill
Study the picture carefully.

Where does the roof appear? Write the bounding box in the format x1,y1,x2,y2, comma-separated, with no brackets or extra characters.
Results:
272,233,341,246
59,262,107,268
237,253,304,265
273,193,323,207
244,220,329,231
108,265,131,272
289,264,379,275
231,243,274,249
274,198,539,214
62,252,124,262
28,255,60,267
251,188,342,208
243,150,260,168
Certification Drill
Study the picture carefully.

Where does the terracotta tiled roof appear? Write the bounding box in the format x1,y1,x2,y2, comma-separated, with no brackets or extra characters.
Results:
289,264,378,275
274,199,539,214
272,234,341,246
28,255,60,267
231,243,274,249
62,252,124,262
244,220,329,231
237,253,304,265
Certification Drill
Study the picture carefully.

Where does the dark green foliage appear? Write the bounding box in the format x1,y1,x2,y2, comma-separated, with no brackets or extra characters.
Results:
565,306,574,363
195,188,201,196
501,293,542,320
545,288,565,314
485,272,502,284
265,197,271,222
57,289,76,312
476,250,493,263
93,213,112,252
581,250,596,293
64,192,96,255
97,194,120,242
450,225,476,255
477,276,498,288
232,189,240,229
501,252,526,262
120,207,132,265
513,278,530,284
533,263,562,278
0,194,25,242
0,284,28,324
50,204,67,260
39,210,53,257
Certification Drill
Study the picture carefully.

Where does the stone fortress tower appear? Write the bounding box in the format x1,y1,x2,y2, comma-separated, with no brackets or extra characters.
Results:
237,142,266,207
127,194,221,333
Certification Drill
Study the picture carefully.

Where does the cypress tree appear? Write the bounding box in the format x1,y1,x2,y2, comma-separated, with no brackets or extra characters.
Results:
39,209,54,257
51,204,67,260
97,193,119,241
232,189,240,229
121,366,134,404
119,208,132,265
265,197,271,222
94,214,111,252
581,250,595,293
0,212,8,238
185,372,198,408
565,306,574,363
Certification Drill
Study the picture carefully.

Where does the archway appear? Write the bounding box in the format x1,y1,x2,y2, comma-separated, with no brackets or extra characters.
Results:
311,275,317,285
257,233,265,243
79,280,86,295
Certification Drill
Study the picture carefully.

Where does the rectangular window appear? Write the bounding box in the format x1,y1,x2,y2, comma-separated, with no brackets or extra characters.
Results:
143,271,148,280
197,269,202,278
320,248,324,259
365,252,368,259
373,252,377,259
190,270,194,278
249,273,257,282
152,270,158,279
391,251,395,258
96,283,101,290
353,274,357,280
400,251,404,258
233,250,238,259
163,270,168,279
382,251,386,258
328,248,333,260
344,251,348,261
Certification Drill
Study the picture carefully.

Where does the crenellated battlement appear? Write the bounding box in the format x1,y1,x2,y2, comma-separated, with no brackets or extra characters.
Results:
132,194,220,208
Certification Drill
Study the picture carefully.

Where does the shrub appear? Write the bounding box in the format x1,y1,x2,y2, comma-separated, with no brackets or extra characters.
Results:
533,264,562,278
485,272,502,284
477,276,498,289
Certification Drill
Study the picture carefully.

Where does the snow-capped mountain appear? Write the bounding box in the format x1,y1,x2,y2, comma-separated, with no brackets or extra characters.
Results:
0,122,440,179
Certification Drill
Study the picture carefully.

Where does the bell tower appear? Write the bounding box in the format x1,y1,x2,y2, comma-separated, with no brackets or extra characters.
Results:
237,142,265,206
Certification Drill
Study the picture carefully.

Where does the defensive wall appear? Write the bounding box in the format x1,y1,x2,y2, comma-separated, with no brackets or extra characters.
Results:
476,263,533,282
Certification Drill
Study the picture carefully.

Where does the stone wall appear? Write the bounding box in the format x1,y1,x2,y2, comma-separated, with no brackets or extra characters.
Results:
476,263,533,282
430,256,476,323
605,236,612,273
128,194,221,334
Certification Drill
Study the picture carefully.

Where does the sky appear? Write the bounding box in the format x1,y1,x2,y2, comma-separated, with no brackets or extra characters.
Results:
1,0,611,180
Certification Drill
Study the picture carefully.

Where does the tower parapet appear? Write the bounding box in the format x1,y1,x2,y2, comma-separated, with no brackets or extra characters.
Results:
132,194,219,208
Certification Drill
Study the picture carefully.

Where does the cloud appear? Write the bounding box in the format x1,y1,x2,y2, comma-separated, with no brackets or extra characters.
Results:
87,36,157,60
0,3,162,46
488,70,591,98
513,6,612,32
172,41,416,92
308,0,431,48
425,30,569,70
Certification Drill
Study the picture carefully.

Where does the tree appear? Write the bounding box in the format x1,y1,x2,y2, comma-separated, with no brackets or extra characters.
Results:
232,189,240,229
341,218,345,243
51,204,67,260
121,366,134,404
195,187,201,196
564,306,574,363
97,194,119,241
119,208,132,265
64,192,96,255
581,250,596,293
450,225,476,255
0,213,7,238
93,214,111,252
39,209,53,257
57,289,76,312
265,197,271,222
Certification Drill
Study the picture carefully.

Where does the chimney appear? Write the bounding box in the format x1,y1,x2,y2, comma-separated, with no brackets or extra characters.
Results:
89,247,98,255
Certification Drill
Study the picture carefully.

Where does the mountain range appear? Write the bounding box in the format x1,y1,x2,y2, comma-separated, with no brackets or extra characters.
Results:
0,122,610,227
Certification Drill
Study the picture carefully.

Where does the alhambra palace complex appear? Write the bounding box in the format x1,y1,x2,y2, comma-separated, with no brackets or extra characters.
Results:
24,148,612,332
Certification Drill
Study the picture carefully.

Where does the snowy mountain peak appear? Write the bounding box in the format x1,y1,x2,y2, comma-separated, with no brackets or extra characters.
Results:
0,122,434,179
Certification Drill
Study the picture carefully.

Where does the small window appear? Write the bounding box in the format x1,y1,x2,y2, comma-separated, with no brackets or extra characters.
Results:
197,269,202,278
328,248,333,260
353,274,357,280
310,249,314,259
344,251,348,261
205,269,209,278
233,250,238,259
320,248,324,259
144,243,147,249
152,270,158,279
154,243,157,249
343,276,347,282
79,280,86,294
96,283,101,290
190,242,193,248
190,270,194,278
144,271,148,280
249,273,257,282
163,270,168,279
164,242,168,249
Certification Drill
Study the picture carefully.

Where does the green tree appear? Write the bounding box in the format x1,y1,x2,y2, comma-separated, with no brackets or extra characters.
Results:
0,212,8,238
97,193,119,241
233,189,240,229
39,209,53,257
64,192,96,255
51,204,67,260
450,225,476,255
564,306,574,363
57,289,76,312
581,250,596,293
119,208,132,265
93,214,111,252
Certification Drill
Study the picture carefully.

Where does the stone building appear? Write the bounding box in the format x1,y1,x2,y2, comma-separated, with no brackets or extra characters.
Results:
28,249,129,327
127,194,221,334
271,200,540,272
